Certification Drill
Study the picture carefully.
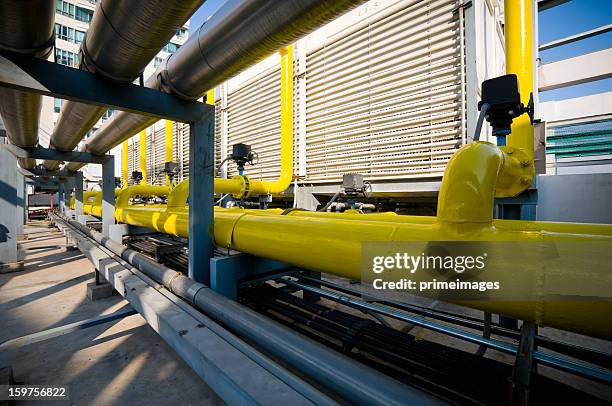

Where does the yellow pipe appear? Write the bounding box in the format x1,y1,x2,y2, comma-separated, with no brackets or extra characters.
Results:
113,138,612,339
84,190,120,217
122,140,129,188
114,200,612,338
247,45,293,196
166,49,294,199
114,185,171,222
165,120,173,185
497,0,535,197
139,129,147,184
213,45,294,198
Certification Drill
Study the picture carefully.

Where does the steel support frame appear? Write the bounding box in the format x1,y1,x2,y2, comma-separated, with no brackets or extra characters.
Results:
210,254,292,300
0,52,209,249
7,146,116,236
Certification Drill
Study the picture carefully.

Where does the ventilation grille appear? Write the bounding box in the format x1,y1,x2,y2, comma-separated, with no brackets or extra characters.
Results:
304,0,464,182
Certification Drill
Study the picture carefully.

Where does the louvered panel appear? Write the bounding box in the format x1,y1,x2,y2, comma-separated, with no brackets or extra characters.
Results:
152,124,167,185
145,131,154,184
127,140,135,186
129,140,140,186
226,67,281,181
171,122,182,180
181,122,190,178
304,0,464,182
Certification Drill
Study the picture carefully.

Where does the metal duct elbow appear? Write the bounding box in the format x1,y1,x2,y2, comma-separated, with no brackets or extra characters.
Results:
49,0,203,168
0,0,55,169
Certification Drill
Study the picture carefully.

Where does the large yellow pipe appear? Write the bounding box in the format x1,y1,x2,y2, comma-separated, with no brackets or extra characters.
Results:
113,140,612,339
498,0,535,197
139,129,147,184
84,190,120,217
122,140,129,188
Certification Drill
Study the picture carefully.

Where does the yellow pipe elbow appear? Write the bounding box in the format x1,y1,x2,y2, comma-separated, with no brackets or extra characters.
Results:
248,45,294,196
437,142,502,224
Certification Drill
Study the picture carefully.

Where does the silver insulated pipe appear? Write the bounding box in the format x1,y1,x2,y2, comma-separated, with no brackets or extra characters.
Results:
44,0,204,170
0,0,55,169
65,0,365,171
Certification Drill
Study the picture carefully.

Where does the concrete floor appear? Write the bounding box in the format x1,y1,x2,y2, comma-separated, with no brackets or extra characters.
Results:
0,221,224,405
2,221,609,404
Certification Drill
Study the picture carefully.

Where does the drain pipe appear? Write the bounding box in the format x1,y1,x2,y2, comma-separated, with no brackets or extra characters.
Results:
121,140,128,188
139,130,147,184
0,0,55,169
56,214,441,406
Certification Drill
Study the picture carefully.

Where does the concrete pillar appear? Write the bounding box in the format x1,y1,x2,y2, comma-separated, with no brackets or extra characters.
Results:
102,156,115,237
0,147,21,269
75,171,83,216
16,171,25,235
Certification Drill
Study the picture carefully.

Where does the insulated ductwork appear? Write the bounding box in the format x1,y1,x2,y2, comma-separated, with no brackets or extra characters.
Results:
65,0,365,171
44,0,204,170
0,0,55,169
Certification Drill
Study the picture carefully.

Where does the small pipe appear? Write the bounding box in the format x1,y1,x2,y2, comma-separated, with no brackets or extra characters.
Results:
122,140,129,188
139,129,147,184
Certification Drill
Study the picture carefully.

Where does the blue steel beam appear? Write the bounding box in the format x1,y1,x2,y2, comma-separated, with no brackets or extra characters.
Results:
5,145,109,164
0,52,204,123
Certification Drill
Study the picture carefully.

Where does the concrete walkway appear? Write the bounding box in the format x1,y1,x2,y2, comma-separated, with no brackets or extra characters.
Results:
0,220,224,405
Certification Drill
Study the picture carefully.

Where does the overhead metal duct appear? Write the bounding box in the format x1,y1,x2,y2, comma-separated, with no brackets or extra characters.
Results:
44,0,204,170
65,0,365,171
0,0,55,169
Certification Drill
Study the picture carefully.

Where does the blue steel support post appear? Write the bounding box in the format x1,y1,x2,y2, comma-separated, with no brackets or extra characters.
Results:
75,171,83,216
102,156,115,237
188,105,215,284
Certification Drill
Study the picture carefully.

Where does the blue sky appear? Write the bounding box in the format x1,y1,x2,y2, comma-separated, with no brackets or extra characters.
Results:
538,0,612,101
190,0,225,32
186,0,611,102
